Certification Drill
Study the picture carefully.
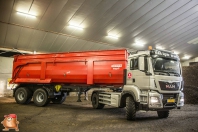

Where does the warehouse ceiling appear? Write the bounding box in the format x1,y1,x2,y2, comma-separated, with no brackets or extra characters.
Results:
0,0,198,60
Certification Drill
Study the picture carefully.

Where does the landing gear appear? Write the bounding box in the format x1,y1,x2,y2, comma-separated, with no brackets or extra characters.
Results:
77,89,82,102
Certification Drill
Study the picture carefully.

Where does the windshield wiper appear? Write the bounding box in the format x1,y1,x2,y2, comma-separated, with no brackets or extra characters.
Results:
154,70,170,76
167,71,180,76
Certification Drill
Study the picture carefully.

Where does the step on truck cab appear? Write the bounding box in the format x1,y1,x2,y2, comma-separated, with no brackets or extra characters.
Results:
93,48,184,120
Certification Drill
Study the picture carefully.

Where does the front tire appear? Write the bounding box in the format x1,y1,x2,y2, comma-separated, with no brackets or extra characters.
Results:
126,96,136,120
157,110,169,118
51,92,67,104
33,88,50,107
15,87,32,104
91,93,105,109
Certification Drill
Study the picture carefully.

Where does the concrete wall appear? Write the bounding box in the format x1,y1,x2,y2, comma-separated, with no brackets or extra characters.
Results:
181,57,198,66
0,57,13,97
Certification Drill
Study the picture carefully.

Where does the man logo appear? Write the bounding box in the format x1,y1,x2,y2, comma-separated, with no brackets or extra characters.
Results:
166,84,175,89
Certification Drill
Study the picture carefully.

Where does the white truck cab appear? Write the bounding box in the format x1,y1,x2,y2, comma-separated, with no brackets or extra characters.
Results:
92,49,184,120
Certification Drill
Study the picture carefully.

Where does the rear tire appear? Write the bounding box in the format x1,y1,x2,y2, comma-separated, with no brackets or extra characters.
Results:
33,88,50,107
126,96,136,120
91,93,105,109
15,87,32,104
51,92,67,104
157,110,169,118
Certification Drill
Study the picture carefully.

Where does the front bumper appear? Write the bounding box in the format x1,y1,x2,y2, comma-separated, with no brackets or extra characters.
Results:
148,91,184,109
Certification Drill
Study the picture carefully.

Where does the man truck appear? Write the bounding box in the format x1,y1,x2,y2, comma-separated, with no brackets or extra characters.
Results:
10,48,184,120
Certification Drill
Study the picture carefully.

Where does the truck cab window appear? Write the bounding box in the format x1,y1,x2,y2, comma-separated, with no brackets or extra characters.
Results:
130,59,133,70
152,57,180,76
144,57,148,71
134,59,138,70
130,58,138,70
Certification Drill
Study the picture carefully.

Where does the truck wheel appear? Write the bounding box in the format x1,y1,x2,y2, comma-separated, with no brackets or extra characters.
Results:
33,89,50,107
157,110,169,118
15,87,32,104
126,96,136,120
91,93,105,109
51,92,67,104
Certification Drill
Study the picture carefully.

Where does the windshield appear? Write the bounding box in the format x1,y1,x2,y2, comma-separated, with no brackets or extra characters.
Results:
152,57,181,76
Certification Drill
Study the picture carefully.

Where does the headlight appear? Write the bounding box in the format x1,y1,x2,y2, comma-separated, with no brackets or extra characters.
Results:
180,81,184,91
150,97,159,103
180,96,184,102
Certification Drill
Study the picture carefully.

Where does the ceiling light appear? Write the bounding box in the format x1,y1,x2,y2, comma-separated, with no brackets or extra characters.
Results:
182,55,191,60
17,12,36,18
187,37,198,44
68,24,83,30
133,43,144,47
156,46,165,50
133,40,146,47
133,42,145,47
107,33,119,39
33,51,37,54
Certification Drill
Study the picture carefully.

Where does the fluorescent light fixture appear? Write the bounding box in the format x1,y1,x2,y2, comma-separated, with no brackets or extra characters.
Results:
107,33,119,39
187,37,198,44
182,55,191,60
17,12,36,18
68,24,83,30
133,40,146,47
133,43,144,47
156,45,165,50
33,51,37,54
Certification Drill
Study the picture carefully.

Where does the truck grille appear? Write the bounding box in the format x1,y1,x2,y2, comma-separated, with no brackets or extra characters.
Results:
159,81,180,91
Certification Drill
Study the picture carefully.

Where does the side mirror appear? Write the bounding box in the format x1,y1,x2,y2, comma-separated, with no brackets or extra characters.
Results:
138,57,145,71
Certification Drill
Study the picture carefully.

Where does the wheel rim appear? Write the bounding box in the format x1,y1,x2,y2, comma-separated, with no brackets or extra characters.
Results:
36,92,44,102
18,91,25,101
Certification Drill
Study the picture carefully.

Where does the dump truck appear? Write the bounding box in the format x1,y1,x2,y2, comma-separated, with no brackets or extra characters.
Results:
10,48,184,120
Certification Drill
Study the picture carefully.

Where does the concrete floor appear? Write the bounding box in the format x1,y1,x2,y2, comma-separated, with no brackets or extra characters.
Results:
0,96,198,132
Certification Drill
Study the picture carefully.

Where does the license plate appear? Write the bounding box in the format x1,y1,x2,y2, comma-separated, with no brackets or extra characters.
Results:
167,99,175,103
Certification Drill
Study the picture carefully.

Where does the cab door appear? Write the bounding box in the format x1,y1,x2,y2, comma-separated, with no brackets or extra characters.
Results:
126,56,150,90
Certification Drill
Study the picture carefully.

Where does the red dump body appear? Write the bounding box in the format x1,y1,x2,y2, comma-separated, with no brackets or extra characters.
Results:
11,49,128,86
